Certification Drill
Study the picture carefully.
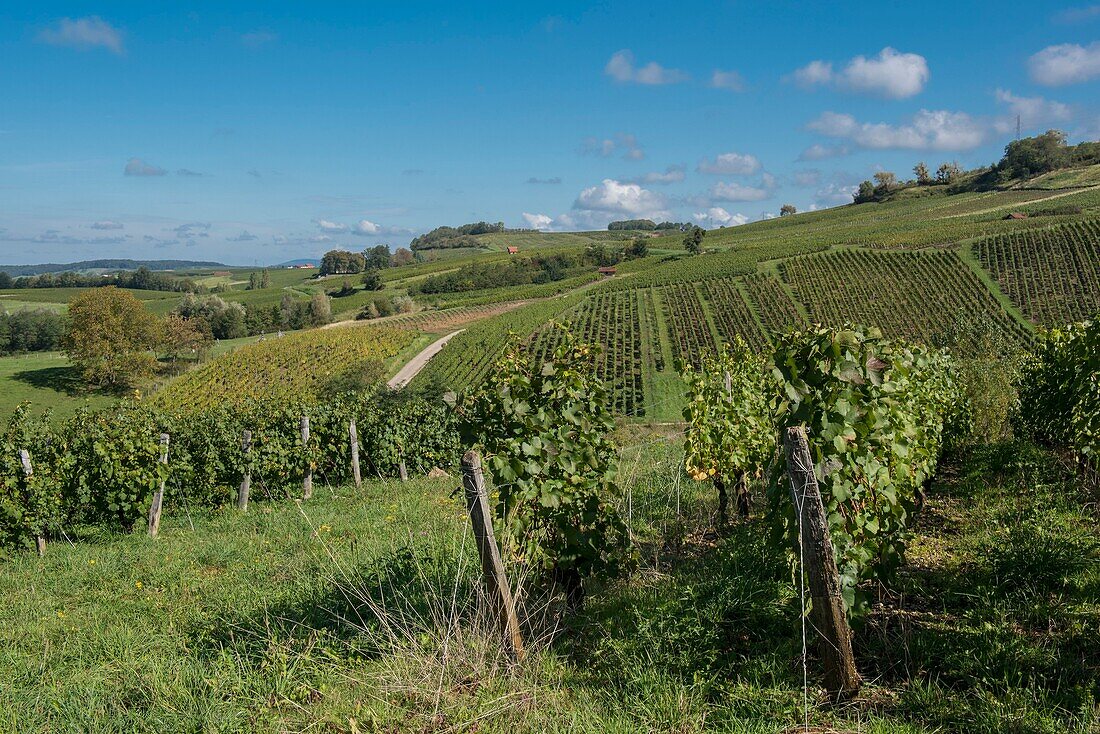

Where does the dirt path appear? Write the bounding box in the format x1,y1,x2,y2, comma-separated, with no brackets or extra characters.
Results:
387,329,465,389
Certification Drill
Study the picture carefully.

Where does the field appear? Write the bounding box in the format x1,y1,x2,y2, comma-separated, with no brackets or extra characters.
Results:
1,439,1096,733
973,221,1100,326
149,324,416,411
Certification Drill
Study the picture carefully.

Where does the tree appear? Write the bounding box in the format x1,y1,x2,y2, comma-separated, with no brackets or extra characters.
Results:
873,171,898,194
854,180,876,203
935,162,960,184
308,292,332,326
914,162,932,185
363,244,391,271
247,271,260,290
630,237,649,258
391,247,415,267
780,203,797,216
361,269,384,291
999,130,1069,180
0,272,13,289
66,287,160,388
683,226,706,254
319,249,366,275
159,314,212,364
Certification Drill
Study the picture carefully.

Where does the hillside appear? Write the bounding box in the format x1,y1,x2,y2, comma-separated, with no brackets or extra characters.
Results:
416,171,1100,419
0,259,226,277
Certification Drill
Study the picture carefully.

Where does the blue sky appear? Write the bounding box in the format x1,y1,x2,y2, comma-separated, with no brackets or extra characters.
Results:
2,2,1100,265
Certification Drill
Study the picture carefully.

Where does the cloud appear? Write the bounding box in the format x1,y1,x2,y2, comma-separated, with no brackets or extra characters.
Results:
1053,5,1100,23
807,109,986,151
793,47,929,98
815,182,859,207
176,168,205,177
229,231,258,242
993,88,1072,129
697,152,761,175
124,157,167,176
797,143,850,161
0,229,129,246
710,69,745,91
692,207,748,227
604,49,688,85
90,220,123,230
579,133,644,161
573,179,670,221
241,29,278,48
522,213,554,230
316,219,349,234
526,176,562,184
247,168,262,178
353,219,380,235
37,16,123,54
709,181,772,202
793,170,822,187
1029,42,1100,86
172,222,211,237
628,165,686,185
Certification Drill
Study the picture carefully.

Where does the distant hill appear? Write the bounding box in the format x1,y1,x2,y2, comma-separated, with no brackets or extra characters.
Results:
272,258,319,267
0,259,226,277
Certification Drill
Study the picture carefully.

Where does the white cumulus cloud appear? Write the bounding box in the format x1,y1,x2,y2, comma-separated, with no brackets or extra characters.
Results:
697,152,761,175
522,213,554,230
572,179,670,222
798,143,850,161
793,47,929,99
1029,42,1100,86
710,69,745,91
807,109,986,151
709,181,771,202
316,219,349,233
692,207,748,226
605,49,688,85
629,165,686,185
994,89,1072,130
353,219,380,235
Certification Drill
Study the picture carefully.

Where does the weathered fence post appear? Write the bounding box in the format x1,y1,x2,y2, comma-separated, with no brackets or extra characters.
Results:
301,416,312,499
398,449,408,482
460,450,525,662
723,369,732,397
238,429,252,511
148,433,169,538
18,450,45,556
349,420,361,488
783,426,861,699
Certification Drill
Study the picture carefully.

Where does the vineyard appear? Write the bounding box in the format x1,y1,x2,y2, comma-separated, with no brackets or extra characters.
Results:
779,249,1032,352
150,325,414,411
973,220,1100,326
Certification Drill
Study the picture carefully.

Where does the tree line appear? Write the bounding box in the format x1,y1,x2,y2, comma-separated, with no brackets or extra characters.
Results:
0,266,199,293
409,222,505,251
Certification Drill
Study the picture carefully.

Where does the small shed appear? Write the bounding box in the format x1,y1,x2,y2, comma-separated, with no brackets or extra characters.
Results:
597,266,617,277
507,246,519,254
1004,212,1028,220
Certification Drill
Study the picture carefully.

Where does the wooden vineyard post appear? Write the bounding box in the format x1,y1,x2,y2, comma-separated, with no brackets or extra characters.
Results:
238,430,252,511
398,450,408,482
349,420,361,488
148,433,170,538
460,450,525,663
18,450,46,556
723,369,732,397
301,416,312,499
782,426,861,699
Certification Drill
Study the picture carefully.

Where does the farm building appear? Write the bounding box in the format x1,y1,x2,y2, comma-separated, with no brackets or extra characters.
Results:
1004,212,1028,220
506,246,519,254
597,266,617,277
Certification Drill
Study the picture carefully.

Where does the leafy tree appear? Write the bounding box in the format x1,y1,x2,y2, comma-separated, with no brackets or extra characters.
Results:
308,292,332,326
363,245,391,271
0,271,13,289
854,180,876,203
780,203,797,216
458,325,629,609
914,162,932,185
160,314,213,364
608,219,657,231
999,129,1069,180
247,271,260,290
319,249,366,275
261,269,271,288
630,237,649,258
873,171,898,194
65,287,160,388
361,269,384,291
683,225,706,254
391,247,415,267
936,162,961,184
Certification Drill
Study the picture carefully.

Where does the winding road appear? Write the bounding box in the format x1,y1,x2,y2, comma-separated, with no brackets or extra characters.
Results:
386,329,465,389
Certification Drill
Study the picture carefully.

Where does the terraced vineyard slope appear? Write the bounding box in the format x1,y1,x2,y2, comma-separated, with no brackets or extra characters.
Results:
973,220,1100,326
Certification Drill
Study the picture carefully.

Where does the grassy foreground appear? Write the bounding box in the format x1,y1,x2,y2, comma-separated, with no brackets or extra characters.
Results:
1,439,1097,733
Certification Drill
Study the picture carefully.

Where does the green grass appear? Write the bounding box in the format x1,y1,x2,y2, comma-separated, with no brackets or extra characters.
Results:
0,351,117,419
1,439,1095,732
